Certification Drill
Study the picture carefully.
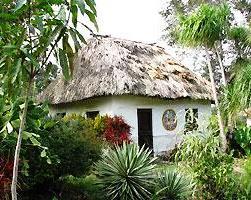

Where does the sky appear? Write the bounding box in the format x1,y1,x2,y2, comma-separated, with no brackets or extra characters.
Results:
95,0,165,43
85,0,248,73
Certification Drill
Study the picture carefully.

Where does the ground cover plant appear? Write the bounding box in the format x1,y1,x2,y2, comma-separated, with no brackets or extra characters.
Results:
153,169,194,200
95,143,156,200
175,131,248,199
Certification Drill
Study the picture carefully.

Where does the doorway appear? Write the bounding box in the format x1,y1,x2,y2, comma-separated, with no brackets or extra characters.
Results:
137,109,153,151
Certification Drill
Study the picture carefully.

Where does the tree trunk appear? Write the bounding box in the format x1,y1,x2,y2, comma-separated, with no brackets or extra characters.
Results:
11,79,33,200
214,43,227,86
205,50,227,152
214,43,235,134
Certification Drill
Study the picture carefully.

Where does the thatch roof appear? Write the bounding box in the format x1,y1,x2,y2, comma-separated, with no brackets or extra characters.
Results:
38,36,212,105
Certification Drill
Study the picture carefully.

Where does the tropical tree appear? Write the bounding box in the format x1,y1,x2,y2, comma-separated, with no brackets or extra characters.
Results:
0,0,97,199
219,25,251,128
161,0,251,83
176,3,230,151
221,60,251,128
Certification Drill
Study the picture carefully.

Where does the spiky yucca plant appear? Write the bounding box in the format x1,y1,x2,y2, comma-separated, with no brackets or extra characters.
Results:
153,170,193,200
95,143,156,200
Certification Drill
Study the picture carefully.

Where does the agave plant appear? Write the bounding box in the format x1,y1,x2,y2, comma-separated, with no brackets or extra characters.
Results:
153,169,193,200
95,143,156,200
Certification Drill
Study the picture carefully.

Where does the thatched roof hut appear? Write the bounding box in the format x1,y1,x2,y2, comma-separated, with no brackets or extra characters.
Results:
39,36,214,154
38,36,212,105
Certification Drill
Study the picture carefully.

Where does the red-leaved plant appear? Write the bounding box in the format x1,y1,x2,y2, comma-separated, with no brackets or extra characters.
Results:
0,157,13,199
103,116,131,146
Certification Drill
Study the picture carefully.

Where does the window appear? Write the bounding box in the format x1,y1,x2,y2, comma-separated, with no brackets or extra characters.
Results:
184,108,198,133
162,109,177,131
86,111,99,119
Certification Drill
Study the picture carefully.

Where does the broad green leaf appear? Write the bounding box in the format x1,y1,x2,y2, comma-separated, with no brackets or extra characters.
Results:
69,29,81,51
85,9,98,31
2,45,16,50
71,5,78,27
76,0,86,16
47,157,52,164
20,48,40,69
58,5,66,21
6,122,13,133
19,103,25,109
63,35,74,74
75,29,87,44
23,131,39,139
44,120,56,129
58,48,70,80
11,119,20,129
23,131,31,140
35,24,64,56
0,57,6,69
41,149,47,158
14,0,27,11
30,137,41,146
22,160,29,176
36,16,44,32
85,0,96,16
11,58,22,84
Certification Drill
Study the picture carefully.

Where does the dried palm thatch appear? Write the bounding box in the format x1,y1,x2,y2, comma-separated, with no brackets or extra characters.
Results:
38,36,212,105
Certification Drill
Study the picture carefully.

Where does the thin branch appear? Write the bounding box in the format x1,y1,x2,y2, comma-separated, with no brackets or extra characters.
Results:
36,7,71,76
77,21,95,35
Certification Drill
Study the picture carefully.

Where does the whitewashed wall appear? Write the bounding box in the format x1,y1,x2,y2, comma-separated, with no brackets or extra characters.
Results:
49,95,212,154
247,118,251,127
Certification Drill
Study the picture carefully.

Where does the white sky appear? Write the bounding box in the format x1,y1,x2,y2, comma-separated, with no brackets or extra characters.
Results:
95,0,166,43
84,1,248,73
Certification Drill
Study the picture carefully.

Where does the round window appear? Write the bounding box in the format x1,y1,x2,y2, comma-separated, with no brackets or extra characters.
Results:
162,109,177,131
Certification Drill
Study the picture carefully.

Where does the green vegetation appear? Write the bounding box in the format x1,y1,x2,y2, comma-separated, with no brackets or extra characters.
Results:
95,143,156,200
243,157,251,196
0,1,250,200
153,169,193,200
0,0,98,198
175,131,247,199
176,3,230,48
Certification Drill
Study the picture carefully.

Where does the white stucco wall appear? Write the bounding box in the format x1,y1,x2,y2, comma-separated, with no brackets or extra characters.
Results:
49,95,212,154
247,118,251,127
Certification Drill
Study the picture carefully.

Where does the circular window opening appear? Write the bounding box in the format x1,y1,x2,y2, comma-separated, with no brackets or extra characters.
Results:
162,109,177,131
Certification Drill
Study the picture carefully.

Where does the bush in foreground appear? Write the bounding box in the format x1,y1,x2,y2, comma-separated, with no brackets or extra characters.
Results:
95,143,156,200
175,131,248,199
21,114,104,199
153,169,193,200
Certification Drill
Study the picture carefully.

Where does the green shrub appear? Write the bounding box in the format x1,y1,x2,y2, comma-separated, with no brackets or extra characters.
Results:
175,131,247,199
95,143,156,200
153,169,193,200
21,114,104,197
243,157,251,196
58,174,104,200
234,126,251,155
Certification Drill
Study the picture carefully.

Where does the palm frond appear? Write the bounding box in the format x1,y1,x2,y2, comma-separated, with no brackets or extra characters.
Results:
221,61,251,124
176,3,230,48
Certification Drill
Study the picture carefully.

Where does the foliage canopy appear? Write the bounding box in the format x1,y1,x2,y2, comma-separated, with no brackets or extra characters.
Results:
176,3,230,48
